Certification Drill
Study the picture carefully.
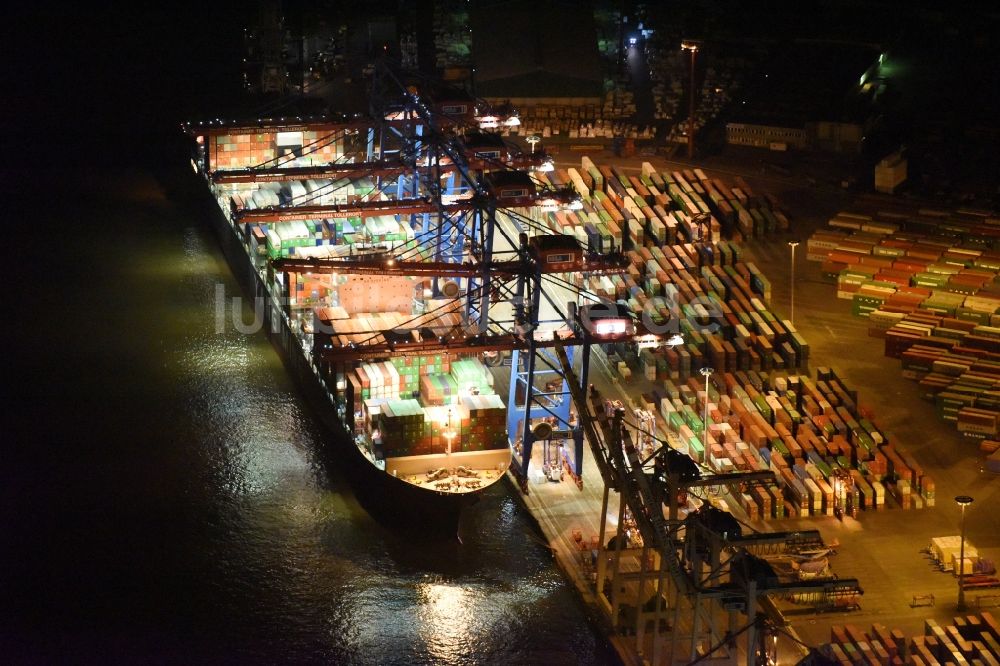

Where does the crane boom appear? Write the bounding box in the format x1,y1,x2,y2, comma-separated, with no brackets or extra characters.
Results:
212,153,551,184
235,188,578,223
273,252,628,278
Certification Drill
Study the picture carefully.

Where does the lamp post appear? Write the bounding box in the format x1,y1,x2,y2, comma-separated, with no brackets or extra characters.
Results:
700,366,714,468
443,408,456,456
956,495,974,611
832,469,848,520
681,40,700,160
831,474,840,519
788,241,800,326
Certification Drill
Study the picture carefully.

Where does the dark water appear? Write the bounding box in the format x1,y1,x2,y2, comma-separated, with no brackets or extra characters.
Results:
2,5,614,663
2,151,614,664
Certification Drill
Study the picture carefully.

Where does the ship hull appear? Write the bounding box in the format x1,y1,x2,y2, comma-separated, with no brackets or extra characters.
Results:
191,178,479,534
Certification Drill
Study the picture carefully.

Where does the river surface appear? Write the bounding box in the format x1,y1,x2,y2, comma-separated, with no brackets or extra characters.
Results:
2,147,615,664
2,4,614,659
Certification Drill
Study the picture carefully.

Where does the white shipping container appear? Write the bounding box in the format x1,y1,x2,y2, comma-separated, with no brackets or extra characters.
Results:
871,480,885,504
952,557,978,576
805,478,822,514
251,189,270,208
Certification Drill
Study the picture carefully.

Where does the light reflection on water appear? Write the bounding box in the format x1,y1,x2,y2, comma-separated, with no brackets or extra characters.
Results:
7,168,614,665
178,334,312,498
418,583,474,661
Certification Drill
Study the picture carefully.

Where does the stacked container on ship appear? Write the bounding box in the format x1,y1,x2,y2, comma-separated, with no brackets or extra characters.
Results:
181,83,619,529
183,122,521,527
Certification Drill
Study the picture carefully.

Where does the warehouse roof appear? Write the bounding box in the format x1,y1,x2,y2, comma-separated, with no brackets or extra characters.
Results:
471,0,603,99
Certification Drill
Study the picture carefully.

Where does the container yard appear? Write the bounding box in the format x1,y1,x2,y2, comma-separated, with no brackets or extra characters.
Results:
179,25,1000,657
187,97,1000,658
821,611,1000,664
502,161,1000,661
16,1,1000,663
803,204,1000,465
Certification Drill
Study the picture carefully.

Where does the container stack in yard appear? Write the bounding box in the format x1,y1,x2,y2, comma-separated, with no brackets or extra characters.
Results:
523,157,932,519
984,441,1000,473
643,37,747,145
497,106,655,142
822,612,1000,664
432,0,472,71
808,209,1000,305
885,312,1000,442
927,535,991,575
804,205,1000,444
527,158,798,378
821,611,1000,666
875,151,907,194
647,364,938,517
644,42,683,122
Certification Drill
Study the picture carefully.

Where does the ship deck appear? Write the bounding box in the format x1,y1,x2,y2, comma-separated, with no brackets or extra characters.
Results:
204,180,519,500
383,448,511,494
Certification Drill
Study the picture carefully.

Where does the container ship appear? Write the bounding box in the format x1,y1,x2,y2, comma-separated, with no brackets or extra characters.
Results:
182,78,636,528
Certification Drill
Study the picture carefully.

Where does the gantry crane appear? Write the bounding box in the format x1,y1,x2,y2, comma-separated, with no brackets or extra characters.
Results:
552,348,862,665
194,59,652,490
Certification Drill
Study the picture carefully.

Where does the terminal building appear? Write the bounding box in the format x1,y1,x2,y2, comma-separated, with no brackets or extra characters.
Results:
726,120,863,153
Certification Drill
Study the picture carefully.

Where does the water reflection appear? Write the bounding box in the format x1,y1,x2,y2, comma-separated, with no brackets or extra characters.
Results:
418,582,474,663
6,163,616,664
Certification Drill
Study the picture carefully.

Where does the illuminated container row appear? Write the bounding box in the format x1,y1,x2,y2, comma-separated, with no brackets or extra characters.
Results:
882,310,1000,439
609,254,804,380
824,612,1000,665
540,159,789,244
809,211,1000,317
209,130,344,170
634,361,932,518
530,160,792,384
